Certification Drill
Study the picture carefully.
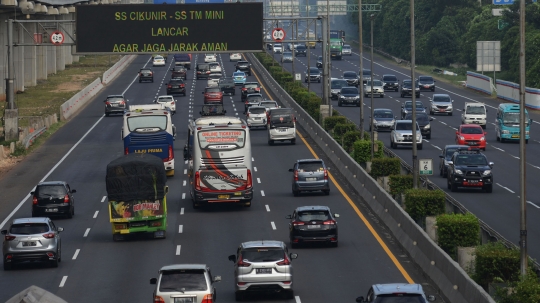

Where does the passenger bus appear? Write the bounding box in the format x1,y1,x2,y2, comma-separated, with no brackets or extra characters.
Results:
184,116,253,209
495,103,531,143
122,108,176,176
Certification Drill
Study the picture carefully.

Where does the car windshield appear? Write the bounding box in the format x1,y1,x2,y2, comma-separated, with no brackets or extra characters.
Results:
127,115,167,132
247,96,263,103
270,112,294,127
433,95,451,102
454,155,488,166
466,106,485,115
331,80,348,89
298,210,330,221
241,248,285,262
344,72,357,78
140,69,151,73
297,161,324,172
341,88,358,94
503,112,529,124
260,102,278,108
384,76,397,81
154,56,163,59
419,76,434,83
233,72,245,77
404,114,428,122
374,294,426,303
461,127,484,134
206,88,221,93
405,102,424,109
245,84,258,89
159,269,208,292
309,68,319,74
367,80,383,86
374,111,393,118
107,97,124,103
445,147,462,159
37,185,67,198
395,123,419,131
249,108,266,114
10,223,50,235
363,70,371,76
343,45,351,49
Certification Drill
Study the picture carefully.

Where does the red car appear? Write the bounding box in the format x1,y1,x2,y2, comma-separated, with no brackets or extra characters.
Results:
455,124,487,150
202,87,223,104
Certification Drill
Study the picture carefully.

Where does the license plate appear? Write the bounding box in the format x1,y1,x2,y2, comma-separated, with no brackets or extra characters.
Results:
46,208,58,212
306,177,317,181
424,85,429,88
279,129,287,132
469,180,478,183
307,225,321,229
174,298,194,303
468,142,477,145
23,241,36,247
473,121,479,124
254,117,261,120
512,135,519,138
256,268,272,274
217,195,229,199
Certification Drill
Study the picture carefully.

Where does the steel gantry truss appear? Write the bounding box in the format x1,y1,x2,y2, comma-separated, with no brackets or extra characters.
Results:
264,3,382,15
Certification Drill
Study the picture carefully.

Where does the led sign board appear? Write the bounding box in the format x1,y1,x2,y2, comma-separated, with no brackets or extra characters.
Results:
75,3,263,54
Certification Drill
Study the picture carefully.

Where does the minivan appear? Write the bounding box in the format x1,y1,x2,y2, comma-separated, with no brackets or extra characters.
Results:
268,108,296,145
196,63,211,80
461,102,487,128
495,103,531,143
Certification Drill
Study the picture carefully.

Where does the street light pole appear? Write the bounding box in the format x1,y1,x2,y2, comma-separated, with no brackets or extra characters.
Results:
370,14,375,159
410,0,418,189
518,0,528,277
358,0,364,134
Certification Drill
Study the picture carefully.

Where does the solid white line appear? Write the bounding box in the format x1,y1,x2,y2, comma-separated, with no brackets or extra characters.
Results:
182,193,186,199
72,249,80,260
93,211,99,219
252,157,255,161
257,178,261,183
271,222,276,230
527,201,540,209
265,205,270,212
101,196,106,203
180,208,184,215
254,167,258,172
184,169,187,174
183,180,186,186
295,296,302,303
83,228,91,237
432,145,442,150
492,146,505,152
176,245,181,255
496,183,515,193
440,121,447,125
179,225,183,233
511,155,520,159
59,276,68,288
261,190,265,196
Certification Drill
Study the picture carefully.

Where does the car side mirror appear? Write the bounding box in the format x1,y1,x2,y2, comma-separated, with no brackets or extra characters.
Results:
356,297,365,303
0,230,6,235
213,276,222,283
451,100,454,103
427,295,436,302
150,278,157,285
290,253,298,259
286,214,292,219
202,92,204,94
200,111,203,115
456,131,459,135
71,189,76,193
57,227,64,232
31,191,35,195
447,161,454,166
484,131,488,135
228,255,237,262
489,162,494,168
288,168,294,172
103,100,107,102
429,117,433,121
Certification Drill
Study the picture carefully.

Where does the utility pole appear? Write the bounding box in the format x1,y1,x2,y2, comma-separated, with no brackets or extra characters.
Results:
410,0,418,189
358,0,364,133
370,14,375,159
4,19,18,141
518,0,528,277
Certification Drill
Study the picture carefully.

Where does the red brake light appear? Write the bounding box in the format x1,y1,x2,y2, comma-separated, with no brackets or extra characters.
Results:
294,170,298,181
237,254,251,267
124,147,129,155
323,220,336,225
246,113,250,117
276,254,291,266
43,232,55,239
293,221,304,226
32,196,38,205
154,296,165,303
63,194,69,204
324,169,328,180
164,145,174,162
247,169,252,189
201,294,213,303
171,101,175,105
119,101,125,105
105,101,111,105
5,235,15,241
195,171,201,191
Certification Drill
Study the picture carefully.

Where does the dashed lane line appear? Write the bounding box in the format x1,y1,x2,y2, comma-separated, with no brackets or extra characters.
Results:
101,196,106,203
83,228,90,237
176,245,181,256
72,249,80,260
261,190,265,196
179,225,183,233
59,276,68,288
265,205,270,212
180,208,184,215
496,183,515,194
271,222,276,230
93,211,99,219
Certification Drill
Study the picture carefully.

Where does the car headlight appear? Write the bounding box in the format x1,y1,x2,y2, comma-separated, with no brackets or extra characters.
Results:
373,119,378,124
417,134,421,140
482,170,491,176
455,169,463,175
459,136,465,140
424,124,430,129
480,136,485,141
395,133,403,139
501,130,510,134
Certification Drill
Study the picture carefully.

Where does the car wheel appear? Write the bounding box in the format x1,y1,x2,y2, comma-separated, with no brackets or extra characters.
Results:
330,241,338,248
418,143,423,150
66,210,73,219
450,181,458,192
3,261,12,271
293,190,299,197
427,134,431,140
400,94,404,98
138,79,141,83
318,79,321,83
484,184,493,193
290,240,299,249
285,290,295,299
526,139,529,144
496,132,500,141
439,167,443,177
291,139,296,145
235,291,244,301
323,190,330,196
429,110,433,115
416,94,420,98
192,200,200,209
390,141,396,149
432,88,435,92
447,178,452,189
356,102,360,107
268,140,274,145
50,255,59,268
449,112,453,116
380,94,384,98
151,79,154,83
105,112,110,117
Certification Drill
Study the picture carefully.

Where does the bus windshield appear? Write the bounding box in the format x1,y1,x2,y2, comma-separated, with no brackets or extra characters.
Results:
503,112,529,125
198,129,246,149
127,116,168,132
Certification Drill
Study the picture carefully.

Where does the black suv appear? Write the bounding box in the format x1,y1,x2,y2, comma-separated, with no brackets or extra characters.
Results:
447,149,494,193
400,79,420,98
31,181,76,218
418,75,435,91
286,205,339,248
403,112,433,139
295,45,307,57
382,74,399,91
196,63,211,79
235,61,252,76
244,93,263,112
103,94,128,117
218,77,236,95
171,66,187,80
138,69,153,83
166,79,186,96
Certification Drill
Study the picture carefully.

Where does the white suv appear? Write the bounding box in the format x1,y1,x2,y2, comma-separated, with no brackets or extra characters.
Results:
155,95,176,114
462,102,487,129
204,53,216,63
390,120,423,150
150,264,221,303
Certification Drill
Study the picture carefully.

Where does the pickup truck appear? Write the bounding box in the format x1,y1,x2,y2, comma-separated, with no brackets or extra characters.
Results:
173,54,191,70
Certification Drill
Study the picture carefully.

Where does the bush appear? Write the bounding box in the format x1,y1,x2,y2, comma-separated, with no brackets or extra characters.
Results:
280,74,293,85
295,91,311,107
269,66,281,76
389,174,413,196
333,123,357,138
342,131,362,152
352,140,384,163
473,242,522,288
284,81,302,93
403,189,445,223
436,213,480,260
323,116,348,131
305,98,321,120
371,158,401,178
494,273,540,303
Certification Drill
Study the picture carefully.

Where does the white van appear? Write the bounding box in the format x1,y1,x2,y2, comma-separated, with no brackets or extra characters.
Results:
273,43,283,54
461,102,487,129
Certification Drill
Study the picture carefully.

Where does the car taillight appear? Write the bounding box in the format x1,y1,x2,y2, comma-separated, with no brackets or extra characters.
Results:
5,235,15,241
164,145,174,162
246,113,250,117
167,85,172,89
247,169,252,189
276,255,291,266
180,84,185,88
293,221,304,226
195,171,201,191
237,256,251,267
124,147,129,155
64,194,69,203
255,88,260,91
323,220,336,225
149,72,153,75
324,169,328,180
32,196,38,205
294,170,298,181
171,101,175,105
154,296,165,303
43,232,55,239
201,294,213,303
105,101,111,105
119,101,125,105
242,88,246,91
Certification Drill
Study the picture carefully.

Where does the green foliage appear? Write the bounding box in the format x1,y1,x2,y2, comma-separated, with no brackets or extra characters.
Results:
333,123,357,138
295,91,311,107
342,130,362,152
352,140,384,164
323,116,348,131
436,213,480,260
305,98,321,121
403,189,445,222
389,174,413,196
268,66,281,76
279,74,293,85
473,242,522,288
370,158,401,178
495,273,540,303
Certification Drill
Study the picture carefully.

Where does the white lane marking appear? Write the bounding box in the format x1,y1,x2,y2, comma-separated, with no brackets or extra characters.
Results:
528,201,540,209
176,245,181,255
183,180,186,186
451,127,458,130
93,211,99,219
184,169,187,174
83,228,91,237
257,178,261,183
179,225,183,233
440,121,447,125
265,205,270,212
295,296,302,303
254,167,258,172
271,222,276,230
530,165,540,170
101,196,106,203
492,146,505,152
261,190,265,196
511,155,520,159
72,249,80,260
252,157,255,161
432,145,442,150
496,183,515,193
180,208,184,215
59,276,68,287
182,193,186,199
185,160,188,165
423,139,429,143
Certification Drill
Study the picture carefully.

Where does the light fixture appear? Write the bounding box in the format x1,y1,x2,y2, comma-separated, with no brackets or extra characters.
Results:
58,6,69,14
47,6,59,15
67,5,75,12
34,3,48,13
19,0,35,14
0,0,17,6
89,0,98,4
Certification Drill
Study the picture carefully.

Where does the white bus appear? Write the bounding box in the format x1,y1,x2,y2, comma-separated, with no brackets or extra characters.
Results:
184,116,253,209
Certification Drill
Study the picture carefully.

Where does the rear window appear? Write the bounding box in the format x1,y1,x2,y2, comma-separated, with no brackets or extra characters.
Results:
343,72,357,78
297,161,324,172
241,247,285,262
157,97,173,103
374,111,393,118
260,102,278,108
197,64,209,70
198,129,246,149
375,294,426,303
244,84,259,89
298,210,330,221
159,269,208,292
36,185,67,199
10,223,50,234
206,88,221,93
341,88,358,95
247,96,263,103
363,70,371,76
331,80,348,89
249,108,266,114
107,97,124,102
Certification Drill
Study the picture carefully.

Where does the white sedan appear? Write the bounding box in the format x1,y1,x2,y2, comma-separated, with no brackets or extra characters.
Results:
364,79,385,98
258,100,280,112
230,53,242,61
152,55,166,67
207,73,222,88
155,95,176,114
209,62,222,73
204,54,217,63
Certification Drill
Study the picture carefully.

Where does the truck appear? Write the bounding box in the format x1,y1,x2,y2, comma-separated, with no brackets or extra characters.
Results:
330,38,343,60
106,153,169,241
173,54,192,70
306,32,317,48
330,29,345,42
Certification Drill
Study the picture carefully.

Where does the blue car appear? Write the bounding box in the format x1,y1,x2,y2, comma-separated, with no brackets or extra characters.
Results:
233,71,246,85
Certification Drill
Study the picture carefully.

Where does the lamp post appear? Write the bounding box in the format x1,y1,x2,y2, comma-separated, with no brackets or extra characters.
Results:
370,14,375,159
358,0,364,133
410,0,418,189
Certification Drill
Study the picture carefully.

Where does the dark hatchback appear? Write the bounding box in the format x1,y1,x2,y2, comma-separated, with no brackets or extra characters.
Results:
382,74,399,91
418,75,435,91
337,87,360,107
31,181,76,218
403,112,433,139
447,149,494,193
235,61,252,76
166,79,186,96
400,79,420,98
342,71,359,87
103,94,127,117
196,63,211,79
138,69,153,83
287,205,339,248
171,67,187,80
295,45,307,57
218,77,236,95
241,82,261,101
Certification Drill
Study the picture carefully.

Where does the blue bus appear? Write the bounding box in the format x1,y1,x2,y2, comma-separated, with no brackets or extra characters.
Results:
122,107,176,176
495,103,531,143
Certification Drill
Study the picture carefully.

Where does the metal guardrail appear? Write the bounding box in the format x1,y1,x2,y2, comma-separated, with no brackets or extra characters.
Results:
21,126,47,149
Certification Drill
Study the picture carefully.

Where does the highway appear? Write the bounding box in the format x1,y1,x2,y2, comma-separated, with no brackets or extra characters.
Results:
266,38,540,261
0,55,441,302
